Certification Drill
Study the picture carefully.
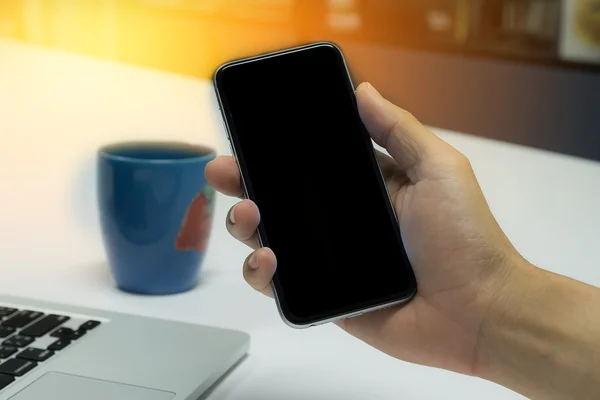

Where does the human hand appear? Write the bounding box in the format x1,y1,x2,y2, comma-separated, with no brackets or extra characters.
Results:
205,82,527,377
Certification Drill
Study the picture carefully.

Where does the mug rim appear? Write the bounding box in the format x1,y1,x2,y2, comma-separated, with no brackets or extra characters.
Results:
99,141,216,164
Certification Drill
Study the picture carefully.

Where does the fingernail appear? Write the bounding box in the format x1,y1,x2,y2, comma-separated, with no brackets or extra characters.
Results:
248,253,259,270
229,205,236,224
361,83,384,110
366,82,382,99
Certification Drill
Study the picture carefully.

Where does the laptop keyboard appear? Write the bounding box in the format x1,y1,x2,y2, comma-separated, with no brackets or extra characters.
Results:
0,306,102,391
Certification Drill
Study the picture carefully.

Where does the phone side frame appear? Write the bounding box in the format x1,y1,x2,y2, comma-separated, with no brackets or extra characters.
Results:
213,41,417,329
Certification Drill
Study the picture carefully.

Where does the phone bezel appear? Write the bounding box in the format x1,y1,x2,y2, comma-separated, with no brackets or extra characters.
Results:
213,41,417,328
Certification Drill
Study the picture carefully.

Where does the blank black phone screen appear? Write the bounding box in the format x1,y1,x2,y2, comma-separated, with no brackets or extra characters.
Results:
215,43,415,325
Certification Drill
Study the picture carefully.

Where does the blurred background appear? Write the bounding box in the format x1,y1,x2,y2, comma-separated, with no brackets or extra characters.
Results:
1,0,599,160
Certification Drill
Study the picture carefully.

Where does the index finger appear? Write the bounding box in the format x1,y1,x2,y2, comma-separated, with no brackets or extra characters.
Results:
205,156,244,198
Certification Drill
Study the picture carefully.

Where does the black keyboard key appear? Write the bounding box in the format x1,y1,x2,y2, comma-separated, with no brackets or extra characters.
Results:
0,373,14,390
80,320,101,330
71,329,86,340
48,339,70,351
0,308,17,318
0,346,17,358
50,327,74,338
3,335,34,348
17,348,54,362
21,314,69,337
50,327,85,340
2,311,44,328
0,358,37,376
0,326,15,338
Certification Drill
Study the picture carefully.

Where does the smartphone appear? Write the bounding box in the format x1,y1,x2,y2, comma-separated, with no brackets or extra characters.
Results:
213,42,416,328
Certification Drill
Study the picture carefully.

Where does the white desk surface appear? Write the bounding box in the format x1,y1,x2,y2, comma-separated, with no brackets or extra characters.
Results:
2,39,600,400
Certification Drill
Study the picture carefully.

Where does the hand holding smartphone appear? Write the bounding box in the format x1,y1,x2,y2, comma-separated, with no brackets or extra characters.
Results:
213,42,416,328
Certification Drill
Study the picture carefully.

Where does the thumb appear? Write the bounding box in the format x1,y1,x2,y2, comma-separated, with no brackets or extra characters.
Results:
356,82,444,177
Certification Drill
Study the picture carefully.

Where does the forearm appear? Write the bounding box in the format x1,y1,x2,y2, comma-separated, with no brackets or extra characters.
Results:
478,260,600,399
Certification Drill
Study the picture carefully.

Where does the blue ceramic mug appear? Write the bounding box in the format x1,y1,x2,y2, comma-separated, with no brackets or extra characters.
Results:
97,142,216,295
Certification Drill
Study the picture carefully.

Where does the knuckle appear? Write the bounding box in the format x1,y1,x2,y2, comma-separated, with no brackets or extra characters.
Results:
454,153,472,170
395,108,419,129
397,108,416,123
444,151,471,171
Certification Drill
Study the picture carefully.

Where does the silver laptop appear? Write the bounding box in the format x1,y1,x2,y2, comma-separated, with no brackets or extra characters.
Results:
0,294,249,400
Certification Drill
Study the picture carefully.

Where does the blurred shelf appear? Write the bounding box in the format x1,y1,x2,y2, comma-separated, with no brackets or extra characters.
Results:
135,0,600,74
4,0,598,75
316,32,600,75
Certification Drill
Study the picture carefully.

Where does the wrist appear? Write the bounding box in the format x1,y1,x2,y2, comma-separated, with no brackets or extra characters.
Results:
475,258,600,399
474,256,538,375
473,254,535,378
